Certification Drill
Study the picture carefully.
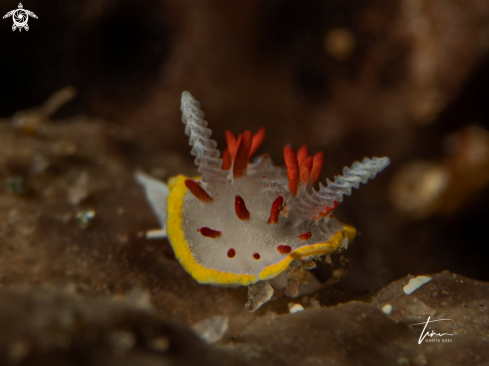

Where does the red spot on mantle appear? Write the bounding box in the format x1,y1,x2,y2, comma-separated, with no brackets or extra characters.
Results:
235,195,250,220
197,227,222,238
298,231,312,241
268,196,284,224
184,179,213,203
253,253,261,260
277,245,291,254
227,248,236,258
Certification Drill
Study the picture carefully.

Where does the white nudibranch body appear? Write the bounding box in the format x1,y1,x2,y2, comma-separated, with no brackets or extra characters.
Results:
136,91,390,311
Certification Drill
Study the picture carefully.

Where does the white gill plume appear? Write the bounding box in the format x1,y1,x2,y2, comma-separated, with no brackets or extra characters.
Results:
180,92,230,195
295,157,390,219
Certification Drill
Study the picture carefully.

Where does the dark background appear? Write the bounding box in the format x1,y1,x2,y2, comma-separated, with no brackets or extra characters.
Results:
1,0,489,295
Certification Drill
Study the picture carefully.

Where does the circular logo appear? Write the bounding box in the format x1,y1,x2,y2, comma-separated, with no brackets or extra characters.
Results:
12,9,29,28
2,3,38,32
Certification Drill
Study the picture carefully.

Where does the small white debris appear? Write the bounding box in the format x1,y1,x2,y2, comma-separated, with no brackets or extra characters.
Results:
403,276,432,295
288,303,304,314
191,316,229,344
381,304,393,315
75,209,95,229
68,171,89,205
119,287,153,311
146,228,167,239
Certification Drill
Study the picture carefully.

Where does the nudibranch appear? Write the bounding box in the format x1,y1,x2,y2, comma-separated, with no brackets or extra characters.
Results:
136,91,390,311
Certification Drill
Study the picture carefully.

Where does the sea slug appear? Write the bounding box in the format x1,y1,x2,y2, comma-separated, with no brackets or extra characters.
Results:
136,92,390,311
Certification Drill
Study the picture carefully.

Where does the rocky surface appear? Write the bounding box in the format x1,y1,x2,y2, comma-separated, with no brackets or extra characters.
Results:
2,0,489,364
3,0,489,292
0,116,488,364
0,286,246,366
0,272,487,365
0,117,256,336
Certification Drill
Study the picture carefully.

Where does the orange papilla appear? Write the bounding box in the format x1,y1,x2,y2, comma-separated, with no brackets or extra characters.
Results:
249,127,266,158
297,144,309,168
235,195,250,220
233,131,252,179
222,148,231,170
184,179,213,203
225,130,237,161
232,133,242,162
300,156,313,184
284,145,299,195
268,196,284,224
311,152,324,184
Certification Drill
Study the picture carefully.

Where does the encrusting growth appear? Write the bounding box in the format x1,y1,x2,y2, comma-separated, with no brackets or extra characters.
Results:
136,91,390,312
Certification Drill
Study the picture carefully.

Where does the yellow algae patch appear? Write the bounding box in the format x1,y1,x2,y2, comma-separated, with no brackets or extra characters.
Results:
166,175,257,286
259,225,356,281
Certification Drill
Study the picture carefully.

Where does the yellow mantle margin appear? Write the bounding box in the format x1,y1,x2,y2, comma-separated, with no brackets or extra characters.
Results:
166,175,357,286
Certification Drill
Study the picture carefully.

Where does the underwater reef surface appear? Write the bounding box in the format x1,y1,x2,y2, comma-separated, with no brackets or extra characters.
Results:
0,108,488,365
2,0,489,291
2,0,489,364
0,273,488,365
